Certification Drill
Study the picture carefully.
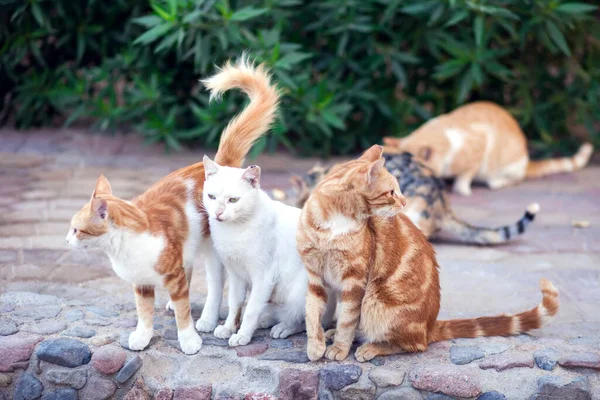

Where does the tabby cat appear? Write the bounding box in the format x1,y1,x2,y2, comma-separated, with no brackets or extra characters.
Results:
275,151,539,244
297,144,559,362
383,101,593,196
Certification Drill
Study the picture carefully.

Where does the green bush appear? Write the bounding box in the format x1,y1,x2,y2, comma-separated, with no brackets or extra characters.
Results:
1,0,599,157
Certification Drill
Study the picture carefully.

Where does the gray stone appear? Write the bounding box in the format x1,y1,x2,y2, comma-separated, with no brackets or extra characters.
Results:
173,385,212,400
319,364,362,391
14,372,43,400
12,306,62,320
369,357,385,366
338,381,376,400
478,343,510,356
270,339,293,349
530,376,590,400
0,373,11,387
368,366,405,387
0,303,15,313
1,292,61,307
63,326,96,338
450,346,485,365
477,392,507,400
114,318,137,328
164,329,178,340
259,349,310,363
279,369,318,400
90,333,118,346
42,388,77,400
0,318,18,335
201,335,229,347
115,355,143,384
479,352,534,371
92,345,127,374
408,365,481,398
87,306,118,318
377,387,423,400
235,342,269,357
84,318,111,326
65,309,84,322
21,320,67,335
120,331,131,350
36,338,92,367
0,333,44,372
533,348,559,371
426,395,456,400
81,376,117,400
558,352,600,370
46,368,88,389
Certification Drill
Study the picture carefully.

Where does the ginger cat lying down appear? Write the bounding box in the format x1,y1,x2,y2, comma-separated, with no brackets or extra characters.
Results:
383,101,594,196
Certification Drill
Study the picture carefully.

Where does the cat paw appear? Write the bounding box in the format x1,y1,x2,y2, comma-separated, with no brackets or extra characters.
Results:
307,339,326,361
178,326,202,355
324,328,336,341
128,329,153,351
259,314,278,329
270,322,303,339
325,344,350,361
195,318,217,333
165,301,174,311
229,333,251,347
214,325,233,339
453,182,472,196
354,343,377,362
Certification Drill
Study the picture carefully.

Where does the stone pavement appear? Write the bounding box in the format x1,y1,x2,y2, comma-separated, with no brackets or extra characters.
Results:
0,128,599,400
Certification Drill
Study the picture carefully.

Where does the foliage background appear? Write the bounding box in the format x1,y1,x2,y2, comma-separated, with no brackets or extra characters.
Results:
1,0,599,157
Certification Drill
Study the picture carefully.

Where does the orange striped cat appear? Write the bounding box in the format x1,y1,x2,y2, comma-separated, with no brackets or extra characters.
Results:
383,101,593,196
297,144,559,362
66,58,279,354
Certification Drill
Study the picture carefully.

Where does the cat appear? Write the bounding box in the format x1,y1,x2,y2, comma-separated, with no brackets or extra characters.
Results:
296,144,559,362
65,57,279,354
382,101,594,196
274,151,539,244
202,156,337,346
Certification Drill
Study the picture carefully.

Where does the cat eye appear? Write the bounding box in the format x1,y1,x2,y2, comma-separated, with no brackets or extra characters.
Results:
228,197,240,203
73,228,78,234
390,190,395,196
208,194,216,200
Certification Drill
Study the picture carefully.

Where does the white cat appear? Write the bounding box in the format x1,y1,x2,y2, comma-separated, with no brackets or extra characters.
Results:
202,156,335,346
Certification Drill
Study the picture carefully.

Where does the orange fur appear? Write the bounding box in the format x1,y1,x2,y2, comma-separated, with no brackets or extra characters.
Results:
297,144,559,362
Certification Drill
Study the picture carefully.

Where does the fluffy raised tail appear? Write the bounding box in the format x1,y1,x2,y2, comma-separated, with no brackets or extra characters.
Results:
440,203,540,245
201,55,280,168
526,143,593,179
429,279,558,343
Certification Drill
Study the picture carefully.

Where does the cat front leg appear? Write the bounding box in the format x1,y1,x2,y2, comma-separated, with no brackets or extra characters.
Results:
453,170,476,196
196,248,224,332
214,270,246,339
129,285,155,351
166,265,192,311
305,271,329,361
229,278,276,346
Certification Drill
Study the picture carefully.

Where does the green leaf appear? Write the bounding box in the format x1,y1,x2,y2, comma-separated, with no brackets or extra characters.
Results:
275,52,312,70
134,23,173,45
133,15,162,27
165,134,182,151
474,15,484,47
155,30,179,54
471,63,484,86
555,3,598,14
400,2,434,15
230,7,268,22
321,110,345,130
76,34,85,64
31,2,44,26
457,69,474,103
444,10,468,27
545,20,571,56
151,2,173,21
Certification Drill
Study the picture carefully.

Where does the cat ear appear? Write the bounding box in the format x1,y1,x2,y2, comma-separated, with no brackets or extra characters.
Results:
90,197,108,223
242,165,261,188
203,156,220,179
359,144,383,162
91,174,112,200
419,146,432,161
290,175,307,194
366,157,386,185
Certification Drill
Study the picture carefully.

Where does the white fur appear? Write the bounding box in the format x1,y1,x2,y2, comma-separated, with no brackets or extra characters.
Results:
321,213,361,238
203,160,310,346
442,128,465,177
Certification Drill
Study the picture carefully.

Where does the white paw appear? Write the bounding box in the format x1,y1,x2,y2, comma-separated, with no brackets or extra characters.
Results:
195,318,217,333
229,333,251,347
259,315,277,329
214,325,233,339
454,183,472,196
128,329,152,351
178,327,202,355
271,323,293,339
165,301,174,311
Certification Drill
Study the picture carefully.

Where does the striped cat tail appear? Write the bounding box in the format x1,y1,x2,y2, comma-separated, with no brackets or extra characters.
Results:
202,53,280,168
526,143,593,179
429,279,558,343
440,203,539,245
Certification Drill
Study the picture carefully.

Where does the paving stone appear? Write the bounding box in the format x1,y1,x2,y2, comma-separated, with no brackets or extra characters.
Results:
114,317,137,328
450,346,485,365
0,333,44,372
0,303,15,313
21,320,67,335
319,364,362,391
337,380,376,400
426,394,456,400
90,333,118,346
0,373,11,387
120,331,132,350
202,336,231,347
124,378,151,400
12,305,62,320
478,343,510,356
115,355,143,384
0,292,61,307
36,338,92,367
479,352,534,371
244,394,276,400
42,388,78,400
65,309,85,322
46,368,88,389
278,369,318,400
84,318,112,326
408,365,481,398
530,376,591,400
164,328,178,340
173,385,212,400
477,392,507,400
270,339,293,349
368,366,405,387
92,345,127,374
155,388,174,400
557,351,600,370
87,306,118,318
81,376,117,400
0,318,18,335
63,326,96,338
369,357,385,366
377,387,423,400
533,348,559,371
259,349,310,363
236,342,269,357
14,372,43,400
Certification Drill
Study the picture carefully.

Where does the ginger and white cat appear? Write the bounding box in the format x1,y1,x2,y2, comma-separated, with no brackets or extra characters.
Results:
297,144,559,362
202,157,336,347
66,57,279,354
383,101,593,196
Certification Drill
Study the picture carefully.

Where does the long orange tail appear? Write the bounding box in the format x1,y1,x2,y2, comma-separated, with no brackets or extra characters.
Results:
526,143,593,179
429,279,559,343
201,54,280,168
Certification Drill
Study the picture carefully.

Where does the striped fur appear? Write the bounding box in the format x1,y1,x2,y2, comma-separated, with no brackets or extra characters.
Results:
297,144,559,362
